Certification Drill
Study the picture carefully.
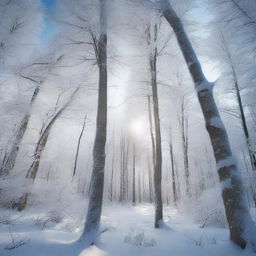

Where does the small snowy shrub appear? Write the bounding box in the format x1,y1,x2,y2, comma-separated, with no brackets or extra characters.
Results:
179,187,228,228
124,228,156,247
0,213,22,225
34,210,62,230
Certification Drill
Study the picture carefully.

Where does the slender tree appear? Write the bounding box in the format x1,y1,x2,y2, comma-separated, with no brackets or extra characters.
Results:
72,114,87,179
80,0,108,244
169,129,178,205
0,55,64,176
148,155,154,203
0,85,40,176
146,20,163,228
17,87,81,211
218,32,256,172
132,141,136,205
180,95,189,195
119,134,129,202
109,130,115,201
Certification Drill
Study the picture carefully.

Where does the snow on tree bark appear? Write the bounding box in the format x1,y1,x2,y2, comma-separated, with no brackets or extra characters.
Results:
0,85,40,176
26,87,80,180
80,0,108,243
17,87,81,211
159,0,256,249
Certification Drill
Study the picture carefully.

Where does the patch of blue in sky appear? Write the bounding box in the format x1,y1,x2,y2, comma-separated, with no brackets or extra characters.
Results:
41,0,57,43
43,0,55,8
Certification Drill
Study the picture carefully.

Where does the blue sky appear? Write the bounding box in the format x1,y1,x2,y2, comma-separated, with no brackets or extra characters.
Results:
41,0,56,42
43,0,56,9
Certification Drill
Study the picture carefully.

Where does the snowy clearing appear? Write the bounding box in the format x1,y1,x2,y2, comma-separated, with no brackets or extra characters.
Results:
0,204,252,256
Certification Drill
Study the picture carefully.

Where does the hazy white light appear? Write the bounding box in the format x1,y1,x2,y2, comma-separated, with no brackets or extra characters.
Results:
130,119,144,135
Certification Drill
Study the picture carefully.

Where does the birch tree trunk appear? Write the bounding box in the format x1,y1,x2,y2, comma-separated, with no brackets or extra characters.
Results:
80,0,108,243
160,0,256,249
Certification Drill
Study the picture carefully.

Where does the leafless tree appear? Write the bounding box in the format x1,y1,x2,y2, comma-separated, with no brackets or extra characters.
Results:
155,0,256,249
80,0,108,244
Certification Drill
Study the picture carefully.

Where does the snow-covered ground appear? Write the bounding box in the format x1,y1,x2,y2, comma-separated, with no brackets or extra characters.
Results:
0,204,253,256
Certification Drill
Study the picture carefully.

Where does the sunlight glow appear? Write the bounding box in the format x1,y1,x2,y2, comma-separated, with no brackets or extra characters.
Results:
130,119,144,135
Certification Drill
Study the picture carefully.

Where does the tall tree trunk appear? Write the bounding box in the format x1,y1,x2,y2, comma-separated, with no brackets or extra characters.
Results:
0,85,40,176
147,96,156,165
147,152,154,203
110,153,115,202
124,137,129,201
147,97,155,204
138,171,142,204
150,23,163,228
109,131,115,202
119,134,129,202
80,0,108,243
119,136,125,202
160,0,256,248
132,142,136,205
169,130,177,205
181,98,189,195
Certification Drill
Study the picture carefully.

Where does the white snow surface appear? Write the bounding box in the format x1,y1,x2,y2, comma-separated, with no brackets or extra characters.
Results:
0,204,253,256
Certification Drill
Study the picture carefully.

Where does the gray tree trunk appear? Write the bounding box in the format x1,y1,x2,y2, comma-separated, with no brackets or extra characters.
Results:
169,130,178,205
72,114,87,179
220,32,256,172
231,65,256,171
147,96,156,166
150,23,163,228
160,0,256,249
109,130,115,201
119,135,129,202
80,0,108,244
27,87,80,180
181,97,189,195
147,152,153,203
0,86,40,176
132,142,136,205
17,87,80,211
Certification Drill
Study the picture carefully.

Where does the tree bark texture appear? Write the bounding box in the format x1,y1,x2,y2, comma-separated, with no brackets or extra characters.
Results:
160,0,256,248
